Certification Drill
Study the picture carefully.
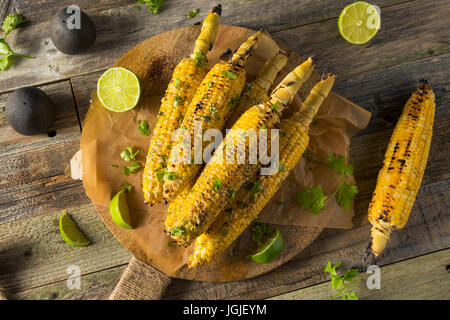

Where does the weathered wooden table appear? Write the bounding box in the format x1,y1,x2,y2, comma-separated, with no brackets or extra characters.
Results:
0,0,448,300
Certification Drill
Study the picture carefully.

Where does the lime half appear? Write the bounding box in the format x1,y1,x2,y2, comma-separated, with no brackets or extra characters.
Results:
97,67,141,112
110,189,133,229
250,229,284,264
338,2,381,44
59,212,90,247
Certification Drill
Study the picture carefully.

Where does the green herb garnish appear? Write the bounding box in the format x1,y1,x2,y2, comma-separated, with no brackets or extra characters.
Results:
228,187,236,200
187,8,199,19
251,222,273,247
120,146,142,162
171,226,186,236
324,261,360,300
138,120,150,136
212,178,222,190
122,162,141,176
137,0,164,14
296,153,358,214
194,52,205,67
174,77,181,88
201,115,211,122
221,70,237,79
122,181,133,192
296,185,327,215
0,14,33,71
174,95,182,107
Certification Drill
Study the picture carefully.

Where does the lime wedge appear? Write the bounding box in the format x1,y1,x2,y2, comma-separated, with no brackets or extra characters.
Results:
110,189,133,229
250,229,284,264
338,1,381,44
59,212,90,247
97,67,141,112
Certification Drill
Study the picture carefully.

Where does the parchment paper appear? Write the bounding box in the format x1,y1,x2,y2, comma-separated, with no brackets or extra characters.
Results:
77,26,371,278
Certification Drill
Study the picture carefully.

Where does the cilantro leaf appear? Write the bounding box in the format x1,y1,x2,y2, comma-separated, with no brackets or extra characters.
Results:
1,14,27,38
327,153,354,175
343,268,360,282
122,162,141,176
137,0,164,14
156,168,176,182
251,222,272,247
122,181,133,192
171,226,186,236
296,186,327,215
324,261,360,300
120,146,141,162
342,292,358,300
138,120,150,136
0,54,13,71
187,8,199,19
337,182,358,210
212,178,222,191
221,70,237,79
194,52,205,67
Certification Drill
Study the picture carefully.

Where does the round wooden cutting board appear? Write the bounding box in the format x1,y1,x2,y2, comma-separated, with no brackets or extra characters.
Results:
82,24,323,283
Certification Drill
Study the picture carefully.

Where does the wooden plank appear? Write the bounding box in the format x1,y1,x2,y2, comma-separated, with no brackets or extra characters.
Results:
0,203,131,293
272,0,450,78
269,248,450,300
333,53,450,135
163,177,449,299
14,248,449,299
13,265,126,300
0,79,88,225
0,0,412,93
0,80,80,155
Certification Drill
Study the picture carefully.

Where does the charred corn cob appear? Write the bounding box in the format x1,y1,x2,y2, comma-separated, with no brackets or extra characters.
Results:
166,58,315,246
189,75,335,267
225,53,288,128
163,31,262,201
164,53,287,231
142,6,222,205
368,80,435,257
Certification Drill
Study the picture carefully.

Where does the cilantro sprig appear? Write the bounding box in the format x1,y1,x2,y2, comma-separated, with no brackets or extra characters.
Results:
137,120,150,136
251,222,273,247
295,152,358,214
187,8,199,19
120,146,142,162
136,0,164,14
0,14,33,71
122,162,141,176
324,261,360,300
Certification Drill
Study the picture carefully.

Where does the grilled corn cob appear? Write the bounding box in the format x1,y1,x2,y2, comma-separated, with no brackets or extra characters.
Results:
368,80,435,257
142,5,222,205
189,75,335,267
164,53,287,231
225,53,288,128
166,58,315,245
163,31,262,201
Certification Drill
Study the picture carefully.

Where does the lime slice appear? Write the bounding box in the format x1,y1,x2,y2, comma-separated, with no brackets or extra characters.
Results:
250,229,284,264
338,2,381,44
110,189,133,229
97,67,141,112
59,212,90,247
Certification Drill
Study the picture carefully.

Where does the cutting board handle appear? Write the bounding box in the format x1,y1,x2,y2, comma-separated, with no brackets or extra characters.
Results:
109,256,172,300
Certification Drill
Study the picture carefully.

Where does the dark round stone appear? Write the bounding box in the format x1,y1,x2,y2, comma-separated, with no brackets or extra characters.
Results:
5,87,55,136
50,7,96,55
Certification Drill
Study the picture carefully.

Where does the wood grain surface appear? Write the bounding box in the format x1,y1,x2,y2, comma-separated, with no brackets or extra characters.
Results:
0,0,448,299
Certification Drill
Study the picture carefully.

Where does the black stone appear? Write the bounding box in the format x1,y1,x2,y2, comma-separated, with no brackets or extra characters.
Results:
5,87,55,136
50,7,96,54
